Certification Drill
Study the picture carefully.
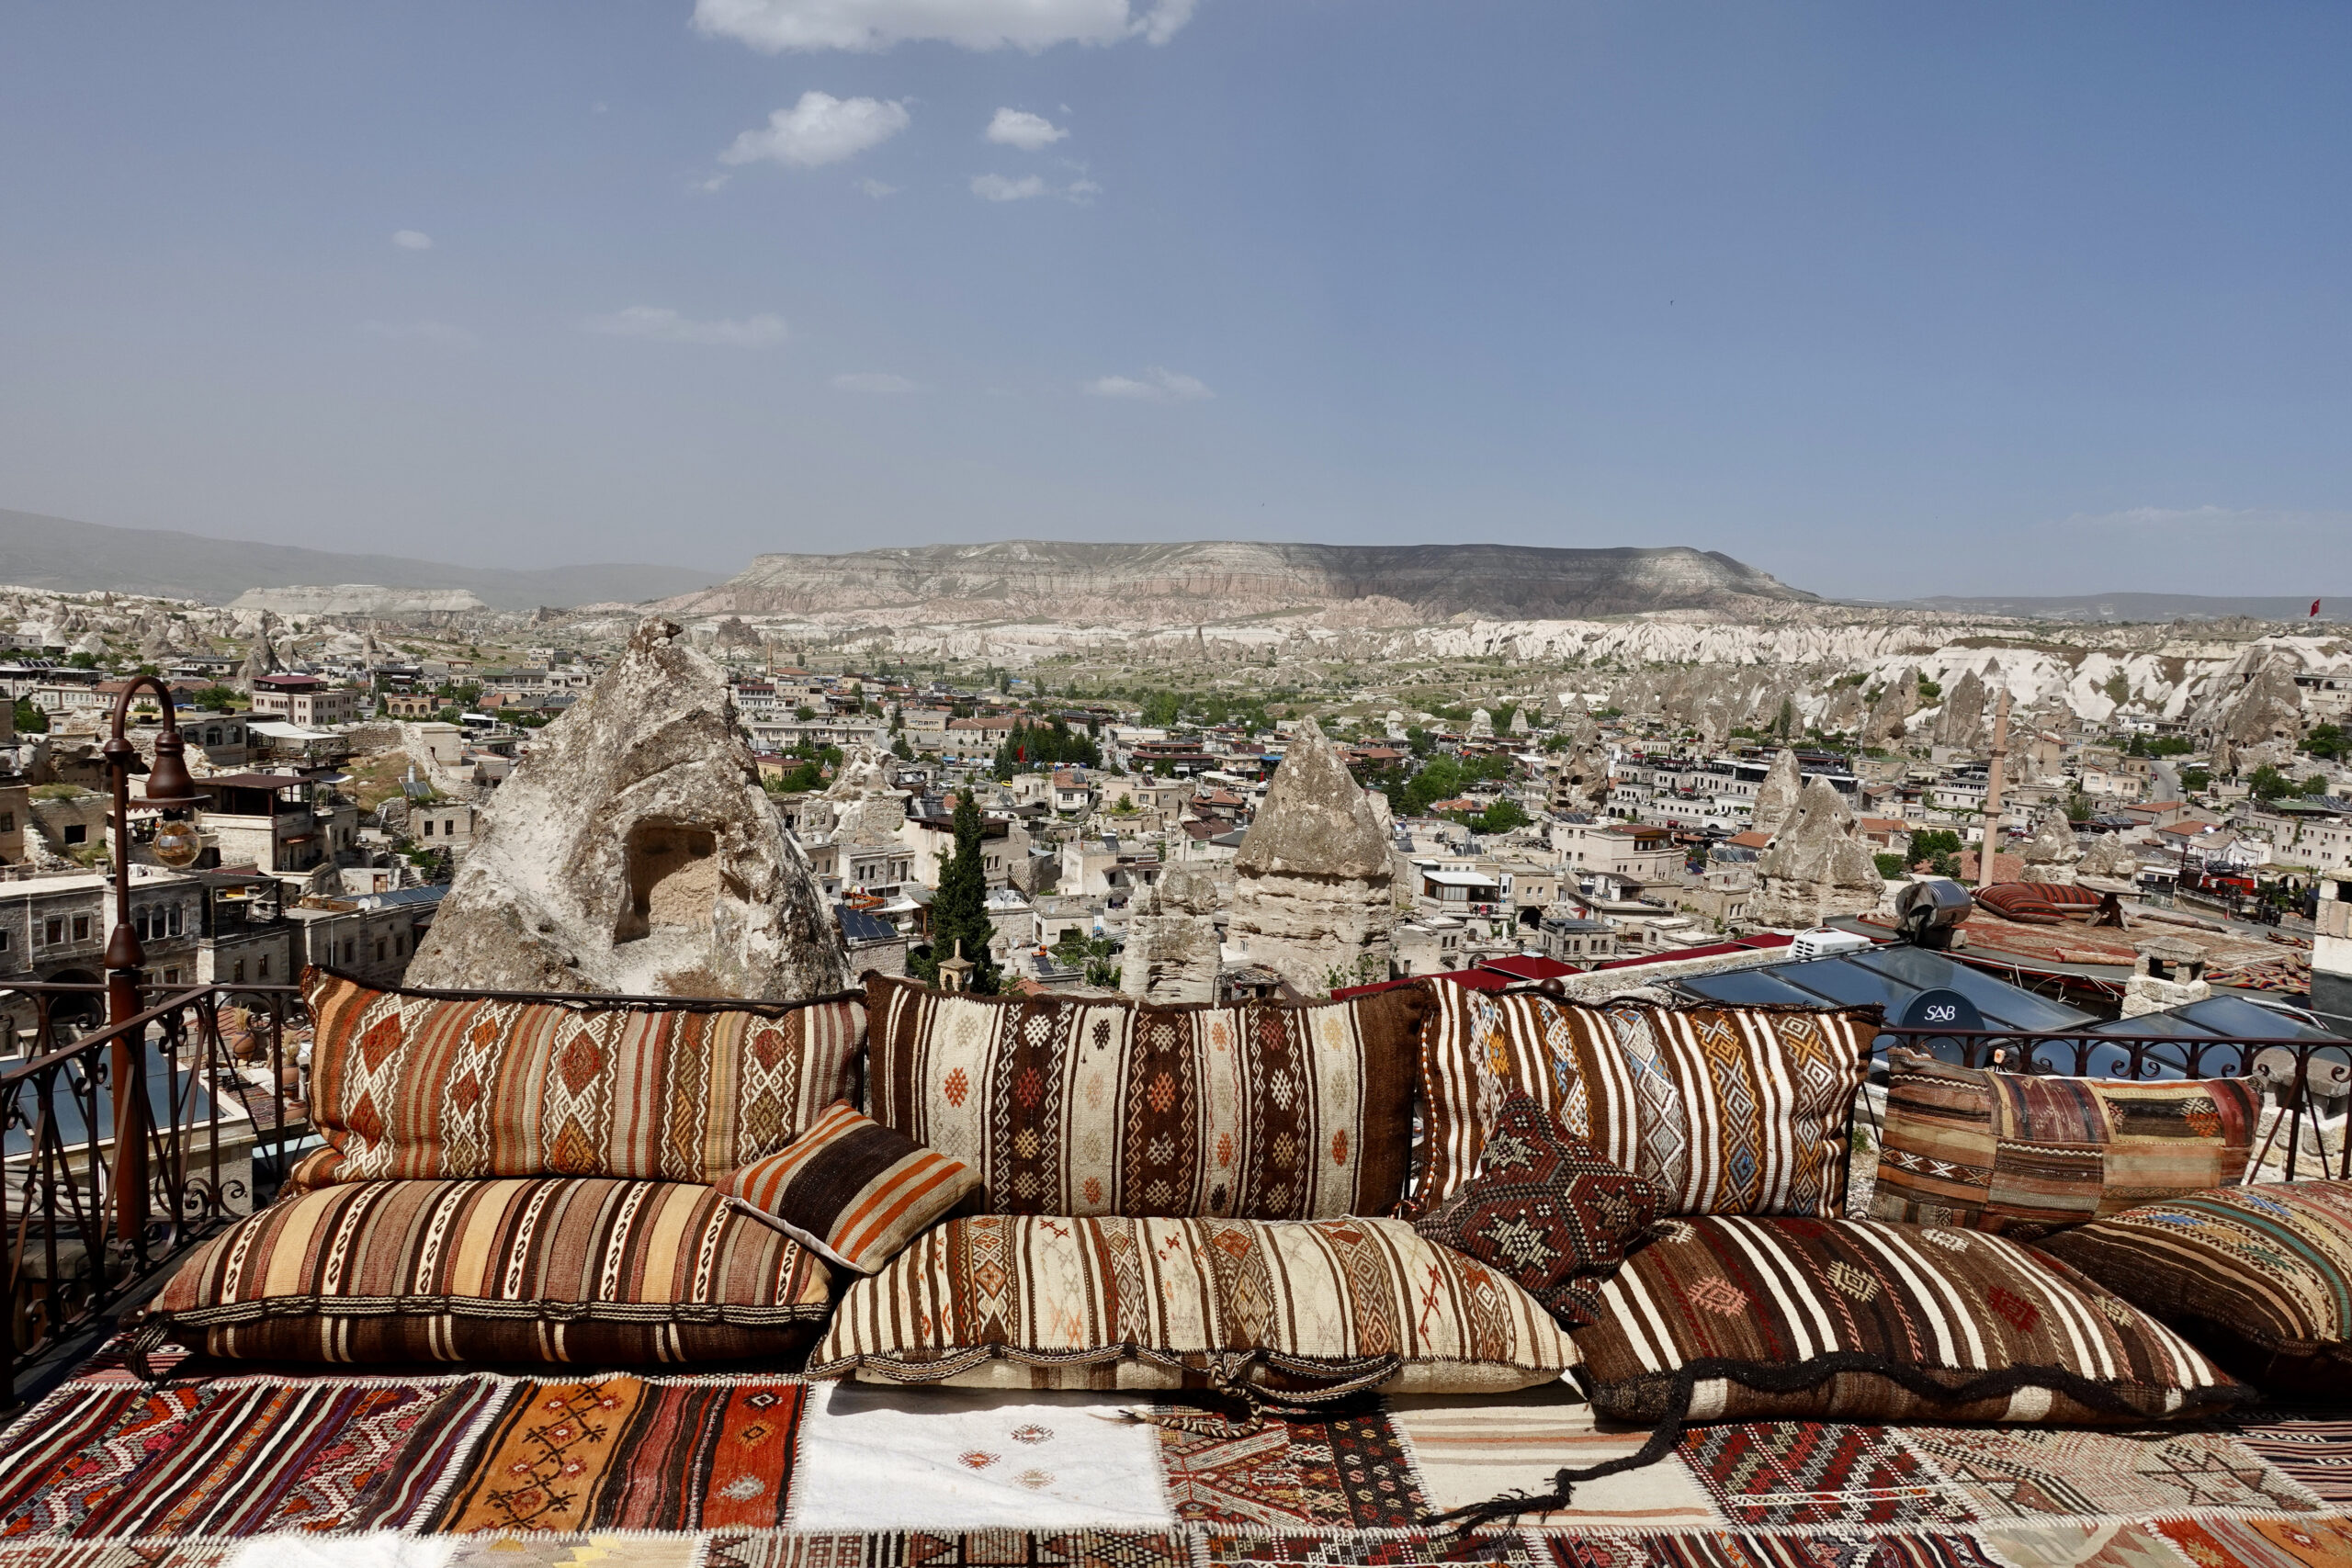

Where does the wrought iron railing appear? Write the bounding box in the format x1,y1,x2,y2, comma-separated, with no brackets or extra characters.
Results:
1872,1022,2352,1182
2,981,305,1405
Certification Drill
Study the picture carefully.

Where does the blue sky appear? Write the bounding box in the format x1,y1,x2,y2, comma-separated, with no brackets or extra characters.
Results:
1,2,2346,601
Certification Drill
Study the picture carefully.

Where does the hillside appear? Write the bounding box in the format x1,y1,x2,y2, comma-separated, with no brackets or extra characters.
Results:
0,507,724,611
661,540,1816,624
1905,591,2346,622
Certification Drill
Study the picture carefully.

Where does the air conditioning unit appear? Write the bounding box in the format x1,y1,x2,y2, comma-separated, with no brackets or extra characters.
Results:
1791,926,1873,961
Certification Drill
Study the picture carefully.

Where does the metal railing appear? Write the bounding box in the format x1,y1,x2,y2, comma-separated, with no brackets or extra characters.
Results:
1873,1022,2352,1183
2,981,304,1405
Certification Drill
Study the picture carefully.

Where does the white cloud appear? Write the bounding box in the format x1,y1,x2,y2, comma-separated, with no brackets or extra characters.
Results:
857,177,899,198
1085,366,1211,402
391,230,433,250
360,319,472,345
692,0,1195,52
694,173,733,194
583,307,787,346
720,92,910,168
833,371,922,393
1066,177,1102,203
971,173,1049,202
987,107,1068,150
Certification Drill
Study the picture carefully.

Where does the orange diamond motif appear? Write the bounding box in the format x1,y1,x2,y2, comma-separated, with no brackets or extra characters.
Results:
359,1016,405,1070
550,1121,601,1175
450,1075,483,1112
345,1092,384,1141
944,1067,970,1108
1688,1277,1749,1315
1147,1072,1177,1114
559,1034,604,1094
1329,1130,1349,1166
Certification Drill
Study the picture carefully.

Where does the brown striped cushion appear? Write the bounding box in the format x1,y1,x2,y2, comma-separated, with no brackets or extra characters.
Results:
147,1178,833,1365
810,1213,1578,1395
1412,987,1874,1220
303,968,865,1186
719,1100,980,1273
864,975,1431,1220
1869,1049,2261,1237
1575,1214,2245,1426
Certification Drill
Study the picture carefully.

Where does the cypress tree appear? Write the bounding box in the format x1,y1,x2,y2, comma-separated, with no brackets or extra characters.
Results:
916,787,1001,994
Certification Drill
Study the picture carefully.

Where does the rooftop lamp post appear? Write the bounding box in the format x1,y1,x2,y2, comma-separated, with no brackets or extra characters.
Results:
102,676,208,1246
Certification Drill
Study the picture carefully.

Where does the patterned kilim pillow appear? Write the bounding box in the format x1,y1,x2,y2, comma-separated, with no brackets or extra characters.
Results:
303,968,865,1186
1412,986,1874,1220
144,1178,834,1365
1411,1092,1660,1327
719,1100,981,1274
810,1213,1578,1395
863,974,1432,1220
1574,1214,2245,1427
2037,1180,2352,1398
1869,1048,2261,1237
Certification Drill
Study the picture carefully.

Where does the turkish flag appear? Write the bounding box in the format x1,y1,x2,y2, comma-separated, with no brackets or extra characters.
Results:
2314,600,2324,618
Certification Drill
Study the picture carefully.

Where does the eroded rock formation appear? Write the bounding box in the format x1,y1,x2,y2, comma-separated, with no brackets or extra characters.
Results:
1227,717,1396,993
2018,806,2083,885
1122,866,1222,1005
1749,776,1885,928
1750,749,1804,839
405,617,849,998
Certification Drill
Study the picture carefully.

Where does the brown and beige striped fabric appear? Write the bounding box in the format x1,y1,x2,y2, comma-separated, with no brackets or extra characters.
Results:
811,1213,1579,1394
149,1178,834,1365
1412,987,1874,1220
1870,1049,2261,1237
864,976,1431,1220
1576,1214,2244,1426
303,969,865,1186
719,1100,981,1274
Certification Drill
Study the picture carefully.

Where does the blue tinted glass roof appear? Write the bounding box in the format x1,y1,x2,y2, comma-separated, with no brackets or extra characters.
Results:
1675,970,1831,1007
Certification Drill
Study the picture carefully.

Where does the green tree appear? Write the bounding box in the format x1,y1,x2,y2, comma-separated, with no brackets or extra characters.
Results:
912,789,1001,994
2248,764,2299,802
1916,677,1942,704
1469,798,1530,834
2305,724,2346,762
1140,691,1183,728
13,697,48,734
193,685,242,712
2179,767,2211,793
65,651,97,670
891,732,913,761
2303,774,2331,797
1906,828,1964,879
1874,852,1910,880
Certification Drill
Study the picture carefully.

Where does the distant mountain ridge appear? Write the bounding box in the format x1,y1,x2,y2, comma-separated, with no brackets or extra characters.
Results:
0,507,723,611
663,539,1817,623
1904,591,2348,623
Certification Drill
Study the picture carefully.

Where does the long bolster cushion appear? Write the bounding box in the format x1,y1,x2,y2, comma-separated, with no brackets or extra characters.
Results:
2037,1179,2352,1398
1574,1214,2246,1427
809,1213,1579,1396
144,1177,834,1366
301,967,865,1187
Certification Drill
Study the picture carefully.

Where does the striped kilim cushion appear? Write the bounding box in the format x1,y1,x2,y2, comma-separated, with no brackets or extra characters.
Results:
1870,1048,2260,1237
2039,1180,2352,1398
1412,987,1874,1220
810,1213,1579,1395
303,968,865,1186
864,975,1432,1220
718,1100,981,1274
148,1178,834,1365
1575,1214,2245,1426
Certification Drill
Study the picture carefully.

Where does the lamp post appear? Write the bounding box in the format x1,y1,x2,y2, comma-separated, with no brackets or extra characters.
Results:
101,675,208,1246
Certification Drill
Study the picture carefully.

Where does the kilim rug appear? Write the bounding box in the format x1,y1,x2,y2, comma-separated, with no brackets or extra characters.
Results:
2,1352,2347,1568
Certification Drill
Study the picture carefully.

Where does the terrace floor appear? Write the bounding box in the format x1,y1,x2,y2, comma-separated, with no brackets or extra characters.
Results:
1,1339,2347,1568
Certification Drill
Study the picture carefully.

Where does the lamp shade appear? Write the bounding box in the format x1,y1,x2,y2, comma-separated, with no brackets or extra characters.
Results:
141,735,207,807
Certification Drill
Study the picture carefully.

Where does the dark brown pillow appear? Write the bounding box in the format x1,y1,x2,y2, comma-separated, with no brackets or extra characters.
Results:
1411,1092,1658,1327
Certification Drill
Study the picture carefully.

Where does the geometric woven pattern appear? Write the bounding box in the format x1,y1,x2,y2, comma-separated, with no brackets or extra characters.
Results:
810,1213,1580,1395
1869,1049,2261,1239
718,1100,982,1275
864,976,1433,1221
304,969,866,1187
1411,1093,1661,1327
1575,1214,2246,1427
0,1350,2343,1563
1412,987,1876,1222
2037,1181,2352,1398
146,1177,835,1366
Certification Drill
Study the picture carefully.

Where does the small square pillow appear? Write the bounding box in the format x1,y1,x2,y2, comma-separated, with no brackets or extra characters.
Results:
1871,1048,2260,1237
719,1101,981,1274
1411,1092,1660,1327
2036,1180,2352,1398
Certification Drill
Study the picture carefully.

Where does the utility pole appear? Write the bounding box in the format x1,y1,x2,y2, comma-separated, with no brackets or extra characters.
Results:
1979,686,2011,891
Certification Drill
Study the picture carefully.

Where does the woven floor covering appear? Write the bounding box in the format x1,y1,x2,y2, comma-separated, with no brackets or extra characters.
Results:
4,1348,2349,1568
